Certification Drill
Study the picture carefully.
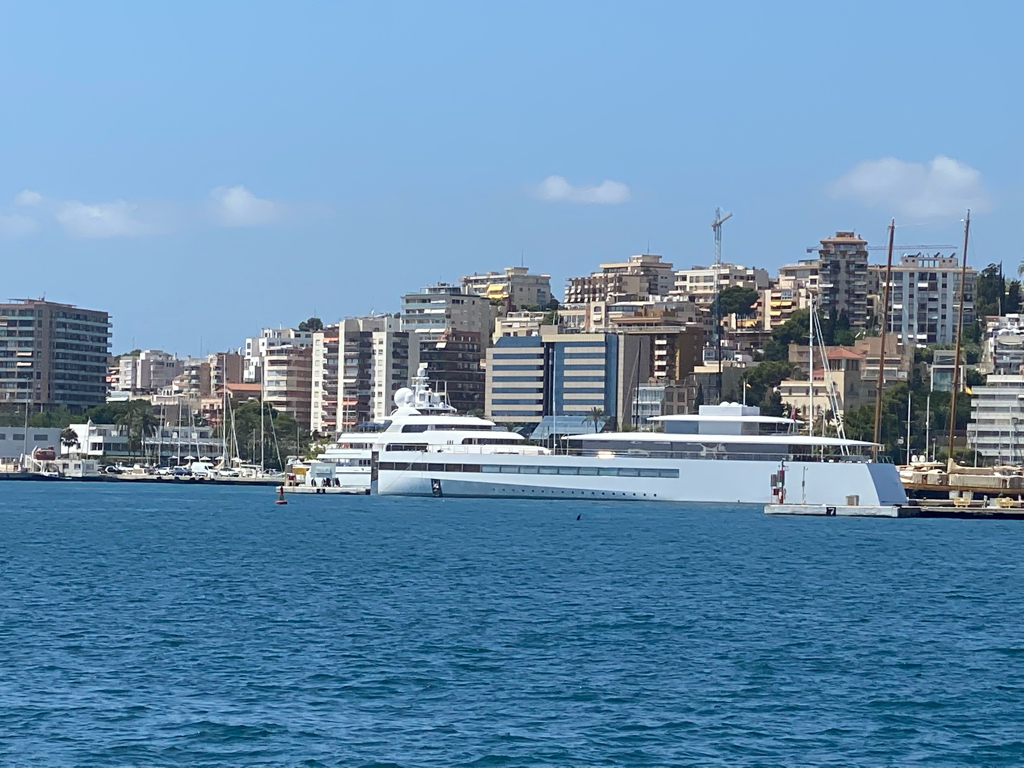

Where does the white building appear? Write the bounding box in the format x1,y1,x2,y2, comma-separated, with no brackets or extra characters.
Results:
0,427,62,458
966,375,1024,465
983,315,1024,375
243,327,313,383
872,253,976,346
672,262,769,302
114,350,183,393
312,315,418,433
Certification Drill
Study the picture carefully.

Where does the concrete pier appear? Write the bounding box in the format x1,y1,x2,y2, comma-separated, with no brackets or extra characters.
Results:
765,504,910,518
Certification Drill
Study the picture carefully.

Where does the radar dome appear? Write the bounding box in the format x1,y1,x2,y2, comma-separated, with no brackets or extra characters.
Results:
394,387,414,407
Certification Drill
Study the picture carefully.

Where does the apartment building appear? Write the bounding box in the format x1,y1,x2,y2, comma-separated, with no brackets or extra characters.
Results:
816,231,870,328
311,325,340,435
983,315,1024,375
0,299,111,409
872,253,976,346
323,315,417,431
966,375,1024,465
492,311,547,344
243,327,313,383
262,345,313,430
564,254,675,304
114,349,182,393
460,266,552,310
419,329,486,414
400,283,492,344
760,282,812,330
672,262,769,302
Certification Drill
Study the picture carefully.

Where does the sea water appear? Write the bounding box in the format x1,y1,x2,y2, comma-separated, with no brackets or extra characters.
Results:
1,483,1021,766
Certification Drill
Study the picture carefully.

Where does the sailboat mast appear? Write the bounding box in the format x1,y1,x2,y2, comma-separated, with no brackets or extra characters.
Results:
946,210,970,466
808,292,814,440
873,219,896,448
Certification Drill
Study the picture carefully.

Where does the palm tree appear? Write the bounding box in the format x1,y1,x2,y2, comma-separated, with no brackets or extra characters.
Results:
117,400,157,458
60,427,79,452
584,407,605,433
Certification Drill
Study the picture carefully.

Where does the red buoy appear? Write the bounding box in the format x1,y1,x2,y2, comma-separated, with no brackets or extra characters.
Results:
275,485,288,505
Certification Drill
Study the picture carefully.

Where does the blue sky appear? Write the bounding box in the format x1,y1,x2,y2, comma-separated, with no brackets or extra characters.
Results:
1,1,1021,355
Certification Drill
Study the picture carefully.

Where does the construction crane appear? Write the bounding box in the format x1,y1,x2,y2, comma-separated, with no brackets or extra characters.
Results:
711,208,732,403
804,243,957,253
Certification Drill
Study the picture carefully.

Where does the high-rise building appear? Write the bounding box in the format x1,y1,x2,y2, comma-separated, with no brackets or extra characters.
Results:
262,345,313,430
460,266,552,310
816,231,870,327
419,329,485,414
485,324,702,429
872,253,976,346
400,283,493,344
243,327,313,383
0,299,111,409
323,315,417,432
311,325,340,435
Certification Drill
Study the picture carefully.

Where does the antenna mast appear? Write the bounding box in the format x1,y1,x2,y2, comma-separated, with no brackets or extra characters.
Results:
711,207,733,403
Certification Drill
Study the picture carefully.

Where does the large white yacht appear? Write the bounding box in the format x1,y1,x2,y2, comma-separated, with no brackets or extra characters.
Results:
312,365,906,506
305,365,545,490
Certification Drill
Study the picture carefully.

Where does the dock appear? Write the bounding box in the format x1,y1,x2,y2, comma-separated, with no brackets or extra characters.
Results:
281,485,370,495
765,502,1024,520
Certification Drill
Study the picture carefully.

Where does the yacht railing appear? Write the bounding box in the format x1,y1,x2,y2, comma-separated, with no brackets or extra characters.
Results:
378,444,872,463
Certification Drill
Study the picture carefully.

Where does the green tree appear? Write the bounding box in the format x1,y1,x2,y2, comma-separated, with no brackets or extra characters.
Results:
115,400,157,458
975,263,1004,317
717,286,759,318
1006,280,1023,314
742,360,794,406
298,317,324,332
762,309,810,361
584,407,606,433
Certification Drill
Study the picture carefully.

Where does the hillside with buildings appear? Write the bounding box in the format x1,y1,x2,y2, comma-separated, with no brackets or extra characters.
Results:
3,232,1022,468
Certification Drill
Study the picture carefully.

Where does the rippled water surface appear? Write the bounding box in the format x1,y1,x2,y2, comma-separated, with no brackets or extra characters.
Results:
1,483,1022,766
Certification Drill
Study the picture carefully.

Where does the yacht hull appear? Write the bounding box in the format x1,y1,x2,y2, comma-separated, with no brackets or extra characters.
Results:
376,454,907,506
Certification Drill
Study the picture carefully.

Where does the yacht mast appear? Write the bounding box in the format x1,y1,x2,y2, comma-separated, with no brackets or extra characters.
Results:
808,292,814,441
873,219,896,448
946,210,970,467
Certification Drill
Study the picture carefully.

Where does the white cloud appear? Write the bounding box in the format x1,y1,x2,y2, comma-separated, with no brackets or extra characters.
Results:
14,189,42,206
56,199,154,238
828,155,990,218
0,213,41,238
209,185,278,226
535,175,631,205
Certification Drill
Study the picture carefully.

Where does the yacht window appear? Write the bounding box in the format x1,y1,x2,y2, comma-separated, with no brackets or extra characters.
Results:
618,468,640,477
578,467,600,475
402,424,429,433
385,443,428,452
539,466,559,474
639,468,661,477
499,466,519,474
557,467,579,475
598,467,618,476
481,465,500,473
519,465,539,474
